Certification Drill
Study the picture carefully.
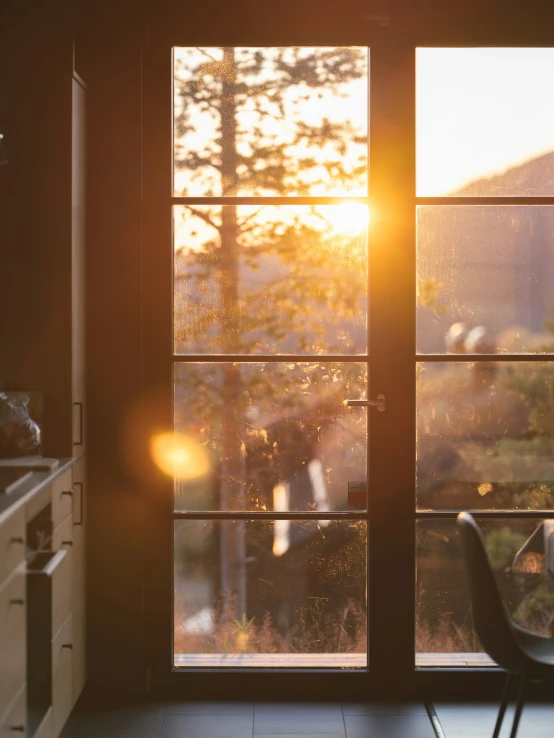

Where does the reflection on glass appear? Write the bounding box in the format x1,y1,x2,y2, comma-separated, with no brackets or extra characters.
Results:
174,519,367,667
416,363,554,511
417,207,554,354
174,362,367,512
416,519,552,666
417,48,554,196
174,205,368,355
173,47,368,197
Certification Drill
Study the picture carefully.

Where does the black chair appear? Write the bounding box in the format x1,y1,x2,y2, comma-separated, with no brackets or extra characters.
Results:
457,512,554,738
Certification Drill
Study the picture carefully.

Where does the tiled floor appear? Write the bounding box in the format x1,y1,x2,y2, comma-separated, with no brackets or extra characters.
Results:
433,702,554,738
61,700,435,738
61,698,554,738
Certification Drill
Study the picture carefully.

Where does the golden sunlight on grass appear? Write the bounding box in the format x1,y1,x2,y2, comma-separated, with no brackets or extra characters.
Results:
150,432,209,480
320,201,370,236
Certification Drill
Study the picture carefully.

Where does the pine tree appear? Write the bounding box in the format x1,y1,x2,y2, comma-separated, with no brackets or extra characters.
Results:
173,47,368,617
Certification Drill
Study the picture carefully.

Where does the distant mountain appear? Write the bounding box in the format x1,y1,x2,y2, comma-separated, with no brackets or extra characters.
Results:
453,151,554,197
417,150,554,354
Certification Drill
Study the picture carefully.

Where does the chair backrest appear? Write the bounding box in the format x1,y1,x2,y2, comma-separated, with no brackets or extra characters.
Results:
457,512,525,672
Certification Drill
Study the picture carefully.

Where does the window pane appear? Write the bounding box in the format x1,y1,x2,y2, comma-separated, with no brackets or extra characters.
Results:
416,518,552,667
174,204,368,355
416,362,554,511
173,362,367,511
173,47,368,197
417,206,554,354
417,48,554,196
174,519,367,668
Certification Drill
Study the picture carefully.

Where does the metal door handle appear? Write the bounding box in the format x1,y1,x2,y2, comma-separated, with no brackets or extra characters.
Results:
347,394,386,412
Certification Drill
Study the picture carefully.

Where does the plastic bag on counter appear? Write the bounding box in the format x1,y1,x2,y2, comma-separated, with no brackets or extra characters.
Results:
0,392,41,457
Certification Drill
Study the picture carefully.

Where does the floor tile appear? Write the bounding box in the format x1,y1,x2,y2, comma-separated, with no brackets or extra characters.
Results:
166,701,254,714
61,705,166,736
434,702,554,738
344,714,435,738
342,702,427,716
254,703,345,734
161,713,254,738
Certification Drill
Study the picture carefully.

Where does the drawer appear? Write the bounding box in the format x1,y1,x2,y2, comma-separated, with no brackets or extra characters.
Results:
0,508,25,585
0,567,26,718
51,471,73,528
52,616,73,738
28,549,71,641
0,684,26,738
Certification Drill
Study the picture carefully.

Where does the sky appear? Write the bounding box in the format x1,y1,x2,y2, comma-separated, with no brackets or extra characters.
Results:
173,46,554,249
416,48,554,195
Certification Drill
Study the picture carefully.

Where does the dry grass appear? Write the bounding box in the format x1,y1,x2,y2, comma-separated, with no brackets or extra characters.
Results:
175,592,367,655
175,594,489,656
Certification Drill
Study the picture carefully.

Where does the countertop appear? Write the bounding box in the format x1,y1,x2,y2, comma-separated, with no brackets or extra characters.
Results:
0,457,76,526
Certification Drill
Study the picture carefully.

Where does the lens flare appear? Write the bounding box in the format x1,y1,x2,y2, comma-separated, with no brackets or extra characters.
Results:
150,432,210,480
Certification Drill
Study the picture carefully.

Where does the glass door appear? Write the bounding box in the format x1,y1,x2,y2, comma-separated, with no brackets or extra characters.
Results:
143,27,417,694
142,14,554,697
415,47,554,667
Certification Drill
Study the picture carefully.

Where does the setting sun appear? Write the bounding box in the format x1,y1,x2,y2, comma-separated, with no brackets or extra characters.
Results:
320,201,370,236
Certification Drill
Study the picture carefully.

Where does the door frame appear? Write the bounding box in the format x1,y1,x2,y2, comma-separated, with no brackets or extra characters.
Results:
141,1,554,700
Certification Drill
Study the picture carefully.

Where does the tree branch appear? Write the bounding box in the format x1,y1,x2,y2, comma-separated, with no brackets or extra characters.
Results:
184,206,221,232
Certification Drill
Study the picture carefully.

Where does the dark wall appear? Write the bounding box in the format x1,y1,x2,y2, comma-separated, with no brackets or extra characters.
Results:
79,5,146,689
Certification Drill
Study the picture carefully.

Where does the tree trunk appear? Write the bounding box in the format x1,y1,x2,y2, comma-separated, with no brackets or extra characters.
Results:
219,47,247,618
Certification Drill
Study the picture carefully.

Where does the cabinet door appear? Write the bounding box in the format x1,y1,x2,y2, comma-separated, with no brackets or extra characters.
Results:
72,76,86,459
71,457,86,705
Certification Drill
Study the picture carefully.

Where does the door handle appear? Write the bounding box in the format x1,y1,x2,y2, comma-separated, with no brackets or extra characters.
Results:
347,394,386,412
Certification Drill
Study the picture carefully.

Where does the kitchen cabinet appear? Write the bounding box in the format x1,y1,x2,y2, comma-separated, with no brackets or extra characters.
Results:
0,460,86,738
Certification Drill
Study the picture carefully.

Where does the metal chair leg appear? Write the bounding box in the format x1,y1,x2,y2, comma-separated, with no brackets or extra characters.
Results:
508,675,526,738
492,672,515,738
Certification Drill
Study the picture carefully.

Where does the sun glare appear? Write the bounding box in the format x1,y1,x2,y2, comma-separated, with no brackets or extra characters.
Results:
150,432,210,480
321,202,370,236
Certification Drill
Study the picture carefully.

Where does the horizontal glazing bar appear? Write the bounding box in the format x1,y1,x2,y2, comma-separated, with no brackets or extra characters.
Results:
171,197,371,206
416,510,554,519
416,354,554,362
172,511,367,520
416,197,554,206
172,354,370,362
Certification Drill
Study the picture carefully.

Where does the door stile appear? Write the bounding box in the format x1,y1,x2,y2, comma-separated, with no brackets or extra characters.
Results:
368,35,416,692
142,35,174,689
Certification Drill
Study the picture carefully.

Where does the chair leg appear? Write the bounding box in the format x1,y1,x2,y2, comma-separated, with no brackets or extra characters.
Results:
508,675,527,738
492,672,515,738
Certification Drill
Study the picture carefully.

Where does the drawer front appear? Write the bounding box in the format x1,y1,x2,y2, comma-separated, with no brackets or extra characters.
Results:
51,471,73,529
52,616,73,738
0,685,26,738
0,568,26,718
0,509,25,586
